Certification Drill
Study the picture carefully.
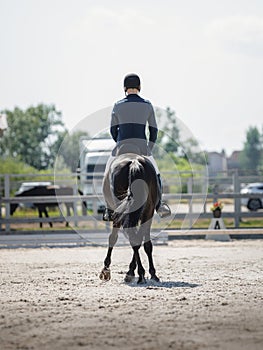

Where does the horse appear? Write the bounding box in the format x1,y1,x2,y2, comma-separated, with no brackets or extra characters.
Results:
99,153,161,284
10,185,74,228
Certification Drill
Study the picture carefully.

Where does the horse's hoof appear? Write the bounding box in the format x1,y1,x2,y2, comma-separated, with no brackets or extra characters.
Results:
137,276,147,284
124,274,135,283
99,267,111,281
151,275,160,283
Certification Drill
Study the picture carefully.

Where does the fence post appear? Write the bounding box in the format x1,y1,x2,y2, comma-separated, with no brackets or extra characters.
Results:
202,168,208,213
73,184,78,227
0,195,2,232
233,170,241,228
213,184,219,204
4,174,10,233
187,176,193,228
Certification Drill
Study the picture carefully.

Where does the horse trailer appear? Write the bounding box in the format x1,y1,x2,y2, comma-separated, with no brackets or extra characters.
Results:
78,137,115,213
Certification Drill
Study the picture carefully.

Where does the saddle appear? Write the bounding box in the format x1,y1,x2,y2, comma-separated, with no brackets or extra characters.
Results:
115,143,142,156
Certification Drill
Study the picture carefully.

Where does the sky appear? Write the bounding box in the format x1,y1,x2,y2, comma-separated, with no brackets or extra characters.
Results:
1,0,263,156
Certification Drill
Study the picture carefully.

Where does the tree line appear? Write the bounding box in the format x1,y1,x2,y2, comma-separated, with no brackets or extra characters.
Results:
0,104,89,173
239,126,263,172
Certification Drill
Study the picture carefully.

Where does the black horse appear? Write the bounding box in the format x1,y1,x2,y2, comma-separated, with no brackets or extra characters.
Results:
100,153,161,284
10,185,74,228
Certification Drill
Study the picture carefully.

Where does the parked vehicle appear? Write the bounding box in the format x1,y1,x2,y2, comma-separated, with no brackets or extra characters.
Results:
241,183,263,211
15,182,52,208
78,137,115,213
16,182,52,195
11,185,74,228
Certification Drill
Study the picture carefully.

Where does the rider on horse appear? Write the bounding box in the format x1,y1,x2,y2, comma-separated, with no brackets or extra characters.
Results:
103,73,171,221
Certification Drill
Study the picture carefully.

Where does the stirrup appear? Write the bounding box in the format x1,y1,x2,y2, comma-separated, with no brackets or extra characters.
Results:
102,208,114,221
157,202,171,218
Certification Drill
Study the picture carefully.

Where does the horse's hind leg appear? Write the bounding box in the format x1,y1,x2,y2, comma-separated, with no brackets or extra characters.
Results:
140,218,160,282
124,253,136,283
99,225,119,281
144,240,160,282
132,245,146,284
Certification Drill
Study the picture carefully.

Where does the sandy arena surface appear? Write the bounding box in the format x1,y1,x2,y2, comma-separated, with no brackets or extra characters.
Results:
0,239,262,350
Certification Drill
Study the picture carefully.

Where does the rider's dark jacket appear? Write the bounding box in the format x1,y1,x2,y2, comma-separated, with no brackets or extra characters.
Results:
110,94,158,156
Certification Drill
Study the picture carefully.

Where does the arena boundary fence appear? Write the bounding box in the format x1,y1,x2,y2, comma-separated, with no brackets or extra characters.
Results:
0,171,263,234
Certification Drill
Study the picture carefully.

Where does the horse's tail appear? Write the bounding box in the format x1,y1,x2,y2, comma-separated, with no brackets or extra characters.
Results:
113,158,148,228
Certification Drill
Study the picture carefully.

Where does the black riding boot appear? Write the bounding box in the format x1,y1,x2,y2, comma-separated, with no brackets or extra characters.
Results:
102,207,114,221
102,173,114,221
156,174,171,218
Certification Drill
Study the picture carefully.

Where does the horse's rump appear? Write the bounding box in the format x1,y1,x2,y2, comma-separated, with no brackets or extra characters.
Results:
109,154,159,229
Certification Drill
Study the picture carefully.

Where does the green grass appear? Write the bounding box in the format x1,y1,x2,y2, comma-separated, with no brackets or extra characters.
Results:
239,218,263,228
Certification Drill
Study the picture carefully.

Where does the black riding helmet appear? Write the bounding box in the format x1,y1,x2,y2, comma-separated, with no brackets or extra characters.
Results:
124,73,141,92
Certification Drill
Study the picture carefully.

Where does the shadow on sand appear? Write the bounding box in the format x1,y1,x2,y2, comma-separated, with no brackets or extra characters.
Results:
125,279,200,289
